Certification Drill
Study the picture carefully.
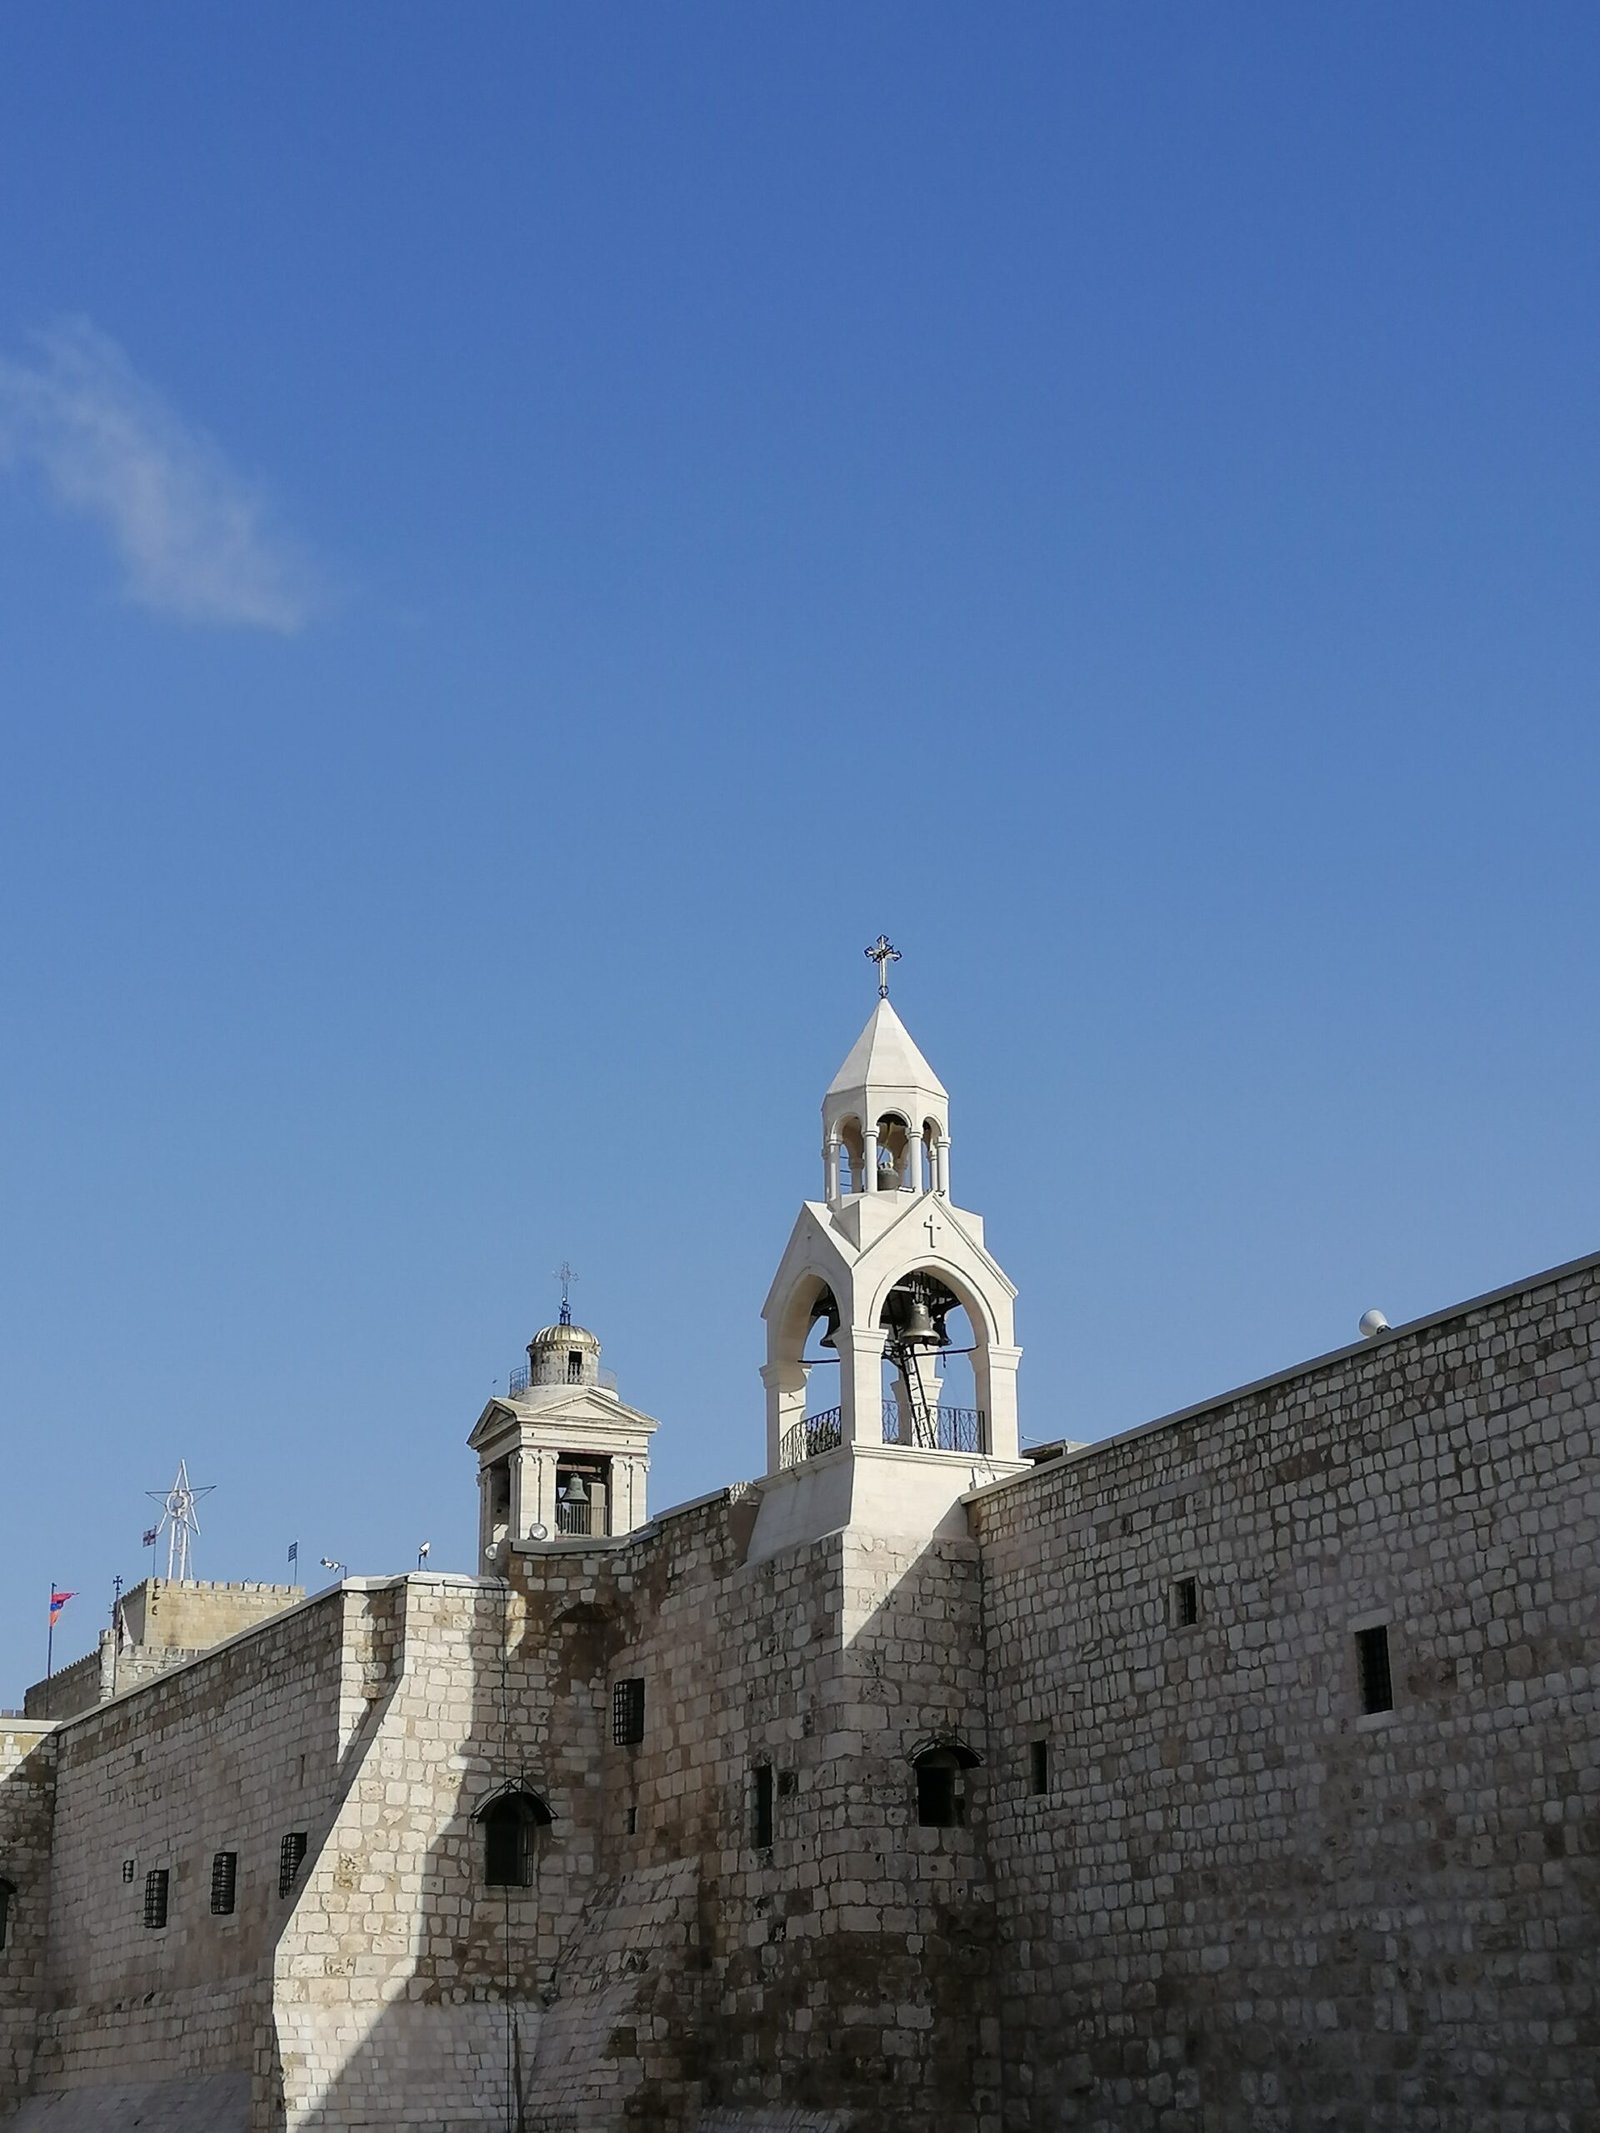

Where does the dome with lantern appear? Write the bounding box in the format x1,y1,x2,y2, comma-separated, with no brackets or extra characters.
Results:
524,1315,605,1391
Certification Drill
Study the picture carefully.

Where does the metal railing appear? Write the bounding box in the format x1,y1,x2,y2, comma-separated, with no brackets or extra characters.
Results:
780,1406,843,1469
780,1403,986,1465
881,1402,986,1454
507,1361,618,1397
556,1499,595,1536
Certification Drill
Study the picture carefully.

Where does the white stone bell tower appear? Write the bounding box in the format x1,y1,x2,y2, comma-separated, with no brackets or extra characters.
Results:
752,941,1027,1558
469,1276,658,1562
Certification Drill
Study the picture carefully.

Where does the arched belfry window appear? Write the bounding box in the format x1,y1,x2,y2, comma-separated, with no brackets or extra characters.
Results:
875,1113,912,1190
837,1117,865,1195
476,1786,553,1888
911,1740,981,1828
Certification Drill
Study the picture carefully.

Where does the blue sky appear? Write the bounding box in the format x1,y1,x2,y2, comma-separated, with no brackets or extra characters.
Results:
3,6,1597,1700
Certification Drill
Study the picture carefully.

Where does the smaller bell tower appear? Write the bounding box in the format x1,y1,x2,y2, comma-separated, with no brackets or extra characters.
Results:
469,1277,658,1562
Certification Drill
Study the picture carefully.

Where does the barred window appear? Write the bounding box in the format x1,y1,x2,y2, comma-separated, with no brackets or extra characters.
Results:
210,1850,238,1916
611,1678,645,1747
143,1868,169,1930
278,1832,308,1898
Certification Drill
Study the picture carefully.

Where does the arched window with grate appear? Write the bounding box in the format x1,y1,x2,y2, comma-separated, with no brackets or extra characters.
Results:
477,1786,553,1888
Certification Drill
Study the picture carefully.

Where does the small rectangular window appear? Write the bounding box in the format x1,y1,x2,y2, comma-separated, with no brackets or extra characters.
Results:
752,1763,774,1850
625,1805,638,1836
121,1858,135,1884
278,1831,308,1898
1356,1625,1394,1714
210,1850,238,1916
143,1868,169,1930
1028,1740,1050,1795
611,1678,645,1746
0,1879,13,1949
1170,1577,1199,1628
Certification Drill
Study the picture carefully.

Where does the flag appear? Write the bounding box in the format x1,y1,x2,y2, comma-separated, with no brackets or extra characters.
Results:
114,1598,132,1653
288,1541,298,1567
49,1589,76,1626
141,1525,159,1548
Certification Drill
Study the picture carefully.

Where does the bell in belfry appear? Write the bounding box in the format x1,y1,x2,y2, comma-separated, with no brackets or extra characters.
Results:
816,1291,843,1351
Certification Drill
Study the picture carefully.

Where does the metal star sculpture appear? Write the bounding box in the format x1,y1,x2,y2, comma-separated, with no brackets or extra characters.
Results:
143,1459,216,1582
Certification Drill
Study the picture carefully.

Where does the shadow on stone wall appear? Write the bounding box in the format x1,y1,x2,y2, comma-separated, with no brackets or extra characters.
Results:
267,1571,711,2133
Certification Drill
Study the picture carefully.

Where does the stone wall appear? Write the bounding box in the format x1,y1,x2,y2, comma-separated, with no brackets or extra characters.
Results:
25,1589,357,2124
121,1582,304,1654
262,1495,1003,2133
20,1658,100,1726
970,1253,1600,2133
22,1583,307,1725
0,1724,55,2121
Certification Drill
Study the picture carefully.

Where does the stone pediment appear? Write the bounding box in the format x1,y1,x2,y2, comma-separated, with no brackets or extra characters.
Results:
468,1388,659,1451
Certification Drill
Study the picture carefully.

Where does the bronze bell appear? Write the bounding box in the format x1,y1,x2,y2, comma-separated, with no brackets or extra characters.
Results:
818,1303,842,1351
896,1294,940,1346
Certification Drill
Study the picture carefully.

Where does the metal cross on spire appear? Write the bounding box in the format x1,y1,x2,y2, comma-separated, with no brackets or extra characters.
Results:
143,1459,216,1583
554,1260,578,1327
865,934,901,998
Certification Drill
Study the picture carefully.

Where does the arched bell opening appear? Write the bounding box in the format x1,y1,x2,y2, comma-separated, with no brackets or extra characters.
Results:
801,1283,843,1395
836,1117,865,1196
475,1784,553,1888
934,1300,978,1414
875,1269,992,1454
768,1274,847,1467
920,1115,949,1195
874,1113,913,1192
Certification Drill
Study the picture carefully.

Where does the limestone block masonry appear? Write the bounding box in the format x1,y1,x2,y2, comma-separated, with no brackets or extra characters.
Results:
973,1251,1600,2132
22,1582,305,1724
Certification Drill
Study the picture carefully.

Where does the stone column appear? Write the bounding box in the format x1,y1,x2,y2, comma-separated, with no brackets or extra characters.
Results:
974,1342,1023,1460
838,1324,888,1448
477,1468,497,1562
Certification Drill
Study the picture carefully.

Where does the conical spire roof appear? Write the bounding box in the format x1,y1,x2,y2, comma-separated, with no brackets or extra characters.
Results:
825,999,947,1103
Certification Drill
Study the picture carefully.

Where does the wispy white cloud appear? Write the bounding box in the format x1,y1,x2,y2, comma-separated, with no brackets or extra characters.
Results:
0,319,318,631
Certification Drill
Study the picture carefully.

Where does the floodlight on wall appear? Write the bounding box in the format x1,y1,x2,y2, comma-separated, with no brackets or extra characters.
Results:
1358,1309,1391,1340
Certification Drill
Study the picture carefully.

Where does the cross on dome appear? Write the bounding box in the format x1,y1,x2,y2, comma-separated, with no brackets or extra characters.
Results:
554,1260,578,1327
864,934,901,998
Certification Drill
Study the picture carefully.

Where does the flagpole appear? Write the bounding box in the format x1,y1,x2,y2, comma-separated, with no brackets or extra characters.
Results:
46,1581,55,1678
